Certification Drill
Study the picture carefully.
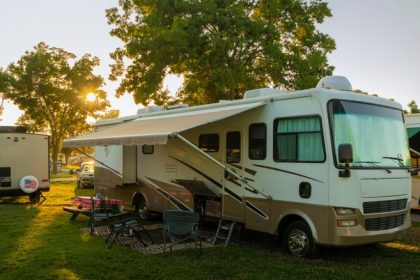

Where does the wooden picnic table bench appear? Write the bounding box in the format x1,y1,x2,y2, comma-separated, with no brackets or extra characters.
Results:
62,206,91,220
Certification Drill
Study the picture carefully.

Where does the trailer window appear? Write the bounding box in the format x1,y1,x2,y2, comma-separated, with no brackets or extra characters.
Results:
274,117,324,162
226,131,241,163
249,123,266,160
199,133,219,152
142,145,154,154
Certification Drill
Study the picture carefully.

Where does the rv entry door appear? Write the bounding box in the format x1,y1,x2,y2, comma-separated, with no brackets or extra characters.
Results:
222,130,245,222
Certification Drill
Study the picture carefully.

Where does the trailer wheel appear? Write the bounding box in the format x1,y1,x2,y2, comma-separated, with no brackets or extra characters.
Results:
135,197,150,221
29,191,41,204
283,220,318,258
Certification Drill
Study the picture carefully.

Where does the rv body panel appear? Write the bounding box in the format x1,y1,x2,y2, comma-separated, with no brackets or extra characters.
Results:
0,132,50,197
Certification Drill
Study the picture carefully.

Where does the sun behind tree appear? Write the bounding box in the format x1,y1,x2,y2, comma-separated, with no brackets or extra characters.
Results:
0,42,110,173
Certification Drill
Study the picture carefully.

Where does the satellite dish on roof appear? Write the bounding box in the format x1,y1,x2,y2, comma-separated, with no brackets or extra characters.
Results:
316,76,352,91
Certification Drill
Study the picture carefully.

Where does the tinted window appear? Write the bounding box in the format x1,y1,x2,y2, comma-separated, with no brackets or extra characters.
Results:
142,145,154,154
249,123,266,160
274,117,324,162
226,131,241,163
199,134,219,152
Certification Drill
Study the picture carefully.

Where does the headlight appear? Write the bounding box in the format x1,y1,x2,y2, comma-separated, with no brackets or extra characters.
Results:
337,219,357,227
335,207,356,216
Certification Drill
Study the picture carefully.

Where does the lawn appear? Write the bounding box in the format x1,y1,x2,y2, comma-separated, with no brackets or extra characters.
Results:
0,182,419,280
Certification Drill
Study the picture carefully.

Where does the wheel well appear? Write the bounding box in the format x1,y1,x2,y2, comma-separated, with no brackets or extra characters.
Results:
132,192,146,207
277,214,307,240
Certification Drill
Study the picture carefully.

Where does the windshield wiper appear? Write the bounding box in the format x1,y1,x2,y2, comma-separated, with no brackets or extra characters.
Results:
353,161,392,174
382,156,419,175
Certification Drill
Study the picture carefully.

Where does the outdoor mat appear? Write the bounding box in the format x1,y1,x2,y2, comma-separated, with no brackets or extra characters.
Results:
86,223,217,254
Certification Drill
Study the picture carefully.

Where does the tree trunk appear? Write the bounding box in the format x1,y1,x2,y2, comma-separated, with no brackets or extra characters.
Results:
51,145,59,175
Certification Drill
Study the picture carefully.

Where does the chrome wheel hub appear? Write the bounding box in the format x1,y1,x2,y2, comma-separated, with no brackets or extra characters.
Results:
288,229,309,256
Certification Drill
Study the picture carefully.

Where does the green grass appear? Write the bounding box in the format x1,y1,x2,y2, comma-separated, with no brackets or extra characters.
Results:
0,183,419,280
50,172,76,179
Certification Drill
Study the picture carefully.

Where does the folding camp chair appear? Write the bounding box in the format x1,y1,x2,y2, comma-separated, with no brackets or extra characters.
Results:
105,214,154,249
163,209,201,255
89,195,126,234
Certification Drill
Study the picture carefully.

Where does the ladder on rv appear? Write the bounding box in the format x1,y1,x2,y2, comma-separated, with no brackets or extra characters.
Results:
213,220,237,247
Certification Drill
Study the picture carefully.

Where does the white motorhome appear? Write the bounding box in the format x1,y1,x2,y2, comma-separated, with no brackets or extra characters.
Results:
64,76,414,257
0,126,50,203
405,113,420,209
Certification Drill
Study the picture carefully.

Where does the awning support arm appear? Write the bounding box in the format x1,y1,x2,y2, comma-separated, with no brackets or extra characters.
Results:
171,133,271,199
73,147,122,177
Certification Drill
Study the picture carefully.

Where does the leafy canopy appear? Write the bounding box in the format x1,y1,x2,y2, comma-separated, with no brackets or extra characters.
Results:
408,100,419,114
1,42,109,172
107,0,335,105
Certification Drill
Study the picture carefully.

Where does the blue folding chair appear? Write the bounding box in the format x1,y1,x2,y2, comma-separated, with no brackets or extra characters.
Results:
163,209,201,255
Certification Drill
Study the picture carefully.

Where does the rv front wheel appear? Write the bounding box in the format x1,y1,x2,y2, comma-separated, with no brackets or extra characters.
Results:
283,221,318,258
135,197,150,220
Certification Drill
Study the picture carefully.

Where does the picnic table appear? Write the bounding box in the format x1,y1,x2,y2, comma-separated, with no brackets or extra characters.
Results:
63,196,126,234
71,196,124,211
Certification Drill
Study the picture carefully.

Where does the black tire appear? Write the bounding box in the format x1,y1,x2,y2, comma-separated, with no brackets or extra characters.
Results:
134,196,150,221
77,180,83,189
283,220,318,258
29,191,41,204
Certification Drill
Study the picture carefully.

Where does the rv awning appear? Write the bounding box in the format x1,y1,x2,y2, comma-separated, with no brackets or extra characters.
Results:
63,102,266,147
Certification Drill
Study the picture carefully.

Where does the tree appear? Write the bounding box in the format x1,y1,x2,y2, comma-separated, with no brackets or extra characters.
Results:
106,0,335,106
408,100,419,114
1,42,109,173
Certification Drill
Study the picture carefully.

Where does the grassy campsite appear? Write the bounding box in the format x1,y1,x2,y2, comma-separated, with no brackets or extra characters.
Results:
0,179,419,280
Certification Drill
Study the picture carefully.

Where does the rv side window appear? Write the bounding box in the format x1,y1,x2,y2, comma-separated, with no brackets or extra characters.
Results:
199,134,219,152
274,116,324,162
249,123,266,160
226,131,241,163
142,145,154,154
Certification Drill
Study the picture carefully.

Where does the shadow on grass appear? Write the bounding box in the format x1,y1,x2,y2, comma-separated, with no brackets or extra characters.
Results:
1,183,419,280
1,206,420,279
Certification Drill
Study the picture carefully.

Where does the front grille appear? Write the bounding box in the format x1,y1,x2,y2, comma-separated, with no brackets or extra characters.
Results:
365,214,405,231
363,199,407,214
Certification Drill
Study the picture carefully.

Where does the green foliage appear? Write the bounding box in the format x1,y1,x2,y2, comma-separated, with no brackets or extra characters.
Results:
408,100,419,114
96,109,120,120
1,42,109,173
106,0,335,105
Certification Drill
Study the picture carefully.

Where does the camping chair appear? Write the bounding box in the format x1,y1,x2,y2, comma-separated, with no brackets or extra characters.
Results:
163,209,201,256
89,195,125,234
105,214,154,249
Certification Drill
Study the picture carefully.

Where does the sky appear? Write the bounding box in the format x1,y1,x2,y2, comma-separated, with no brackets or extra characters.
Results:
0,0,419,125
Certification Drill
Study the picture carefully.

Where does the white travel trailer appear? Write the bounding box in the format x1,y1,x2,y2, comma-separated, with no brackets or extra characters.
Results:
0,126,50,203
64,76,414,257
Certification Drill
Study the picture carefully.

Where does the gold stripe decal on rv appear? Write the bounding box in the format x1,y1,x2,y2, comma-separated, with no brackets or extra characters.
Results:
253,164,324,183
169,156,269,219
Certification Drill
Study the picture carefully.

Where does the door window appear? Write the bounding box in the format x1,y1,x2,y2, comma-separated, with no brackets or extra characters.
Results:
226,131,241,163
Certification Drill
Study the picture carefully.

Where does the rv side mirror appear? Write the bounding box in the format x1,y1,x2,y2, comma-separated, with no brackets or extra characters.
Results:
338,144,353,164
338,144,353,178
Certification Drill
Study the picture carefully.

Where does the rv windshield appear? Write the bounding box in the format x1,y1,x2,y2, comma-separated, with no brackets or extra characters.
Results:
328,100,411,169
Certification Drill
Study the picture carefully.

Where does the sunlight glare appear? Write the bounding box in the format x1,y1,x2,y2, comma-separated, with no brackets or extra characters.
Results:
86,93,96,102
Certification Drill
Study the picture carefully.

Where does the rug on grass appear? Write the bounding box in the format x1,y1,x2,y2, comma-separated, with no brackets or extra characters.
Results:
86,223,217,254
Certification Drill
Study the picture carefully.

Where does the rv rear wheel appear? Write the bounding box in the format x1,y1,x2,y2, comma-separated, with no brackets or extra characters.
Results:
135,197,150,220
283,221,318,258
